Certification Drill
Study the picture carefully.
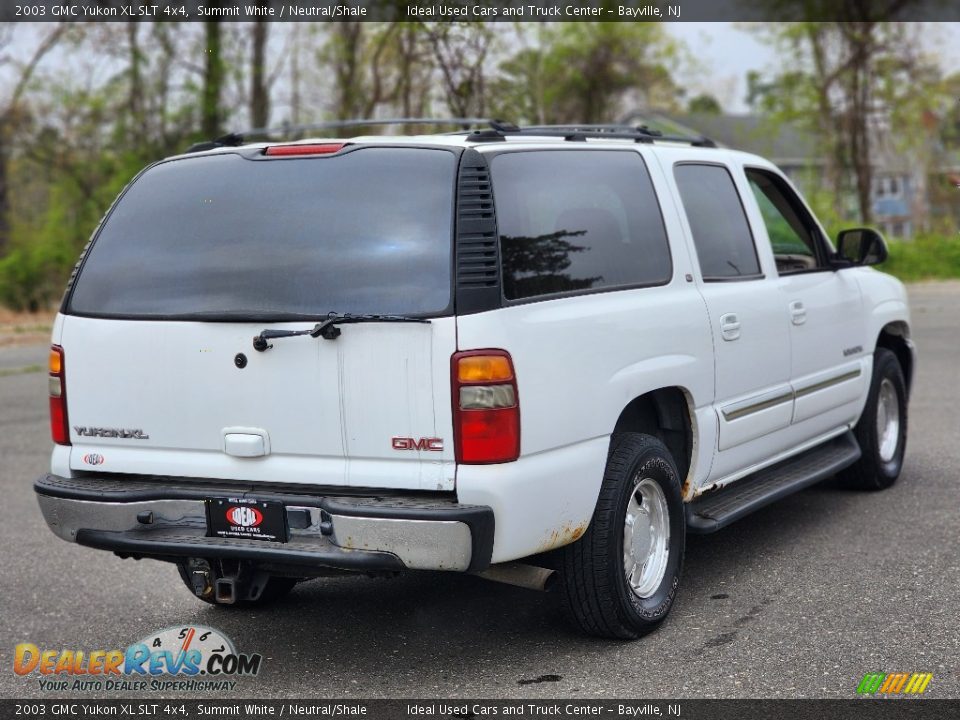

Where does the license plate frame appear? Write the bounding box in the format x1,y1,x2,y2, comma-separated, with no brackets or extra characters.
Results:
206,497,289,543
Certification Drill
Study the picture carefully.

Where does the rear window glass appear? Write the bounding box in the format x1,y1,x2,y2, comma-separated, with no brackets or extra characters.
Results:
490,150,671,301
68,148,456,318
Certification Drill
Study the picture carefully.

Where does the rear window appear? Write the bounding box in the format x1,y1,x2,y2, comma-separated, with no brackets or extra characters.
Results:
68,148,456,319
490,150,671,301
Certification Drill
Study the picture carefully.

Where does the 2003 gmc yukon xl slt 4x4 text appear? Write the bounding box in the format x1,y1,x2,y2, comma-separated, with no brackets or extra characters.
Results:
35,122,914,639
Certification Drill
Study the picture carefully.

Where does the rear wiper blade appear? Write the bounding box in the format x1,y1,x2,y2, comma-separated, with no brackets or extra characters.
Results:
252,313,430,352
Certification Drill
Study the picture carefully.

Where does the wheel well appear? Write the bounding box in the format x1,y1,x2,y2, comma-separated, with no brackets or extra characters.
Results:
877,322,913,396
613,387,693,489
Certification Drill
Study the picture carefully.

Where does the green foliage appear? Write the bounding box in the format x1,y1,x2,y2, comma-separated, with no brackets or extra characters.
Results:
800,183,849,241
748,18,947,224
0,177,106,312
3,20,955,314
491,21,680,124
795,181,960,282
883,234,960,282
0,23,207,310
0,20,689,312
687,94,722,115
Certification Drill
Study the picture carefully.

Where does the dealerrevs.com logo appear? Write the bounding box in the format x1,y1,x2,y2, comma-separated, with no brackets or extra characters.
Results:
14,625,262,692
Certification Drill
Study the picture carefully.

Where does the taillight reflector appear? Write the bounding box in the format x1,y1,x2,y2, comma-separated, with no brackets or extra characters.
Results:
264,143,345,156
49,345,70,446
456,408,520,464
452,350,519,464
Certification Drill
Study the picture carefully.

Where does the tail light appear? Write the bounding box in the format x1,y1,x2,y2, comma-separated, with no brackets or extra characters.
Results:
452,350,519,464
49,345,70,445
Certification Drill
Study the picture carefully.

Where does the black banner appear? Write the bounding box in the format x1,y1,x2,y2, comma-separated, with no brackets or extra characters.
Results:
4,0,960,23
1,699,958,720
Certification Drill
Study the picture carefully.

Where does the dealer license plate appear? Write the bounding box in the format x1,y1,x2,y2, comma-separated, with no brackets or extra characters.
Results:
206,498,288,543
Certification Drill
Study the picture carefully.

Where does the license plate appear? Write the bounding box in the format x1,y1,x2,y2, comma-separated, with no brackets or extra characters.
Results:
206,498,288,543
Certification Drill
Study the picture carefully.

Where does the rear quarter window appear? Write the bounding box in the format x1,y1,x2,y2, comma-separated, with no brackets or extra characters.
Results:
490,150,671,301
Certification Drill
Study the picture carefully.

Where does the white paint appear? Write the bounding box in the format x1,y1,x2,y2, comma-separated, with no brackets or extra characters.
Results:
49,135,913,564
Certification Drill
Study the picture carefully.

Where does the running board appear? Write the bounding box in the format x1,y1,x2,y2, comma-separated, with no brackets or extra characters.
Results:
686,431,861,534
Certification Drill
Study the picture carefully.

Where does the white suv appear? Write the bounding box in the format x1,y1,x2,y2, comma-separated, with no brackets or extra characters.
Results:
35,122,914,639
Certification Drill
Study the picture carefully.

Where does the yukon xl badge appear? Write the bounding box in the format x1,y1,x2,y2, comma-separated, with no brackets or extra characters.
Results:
73,426,150,440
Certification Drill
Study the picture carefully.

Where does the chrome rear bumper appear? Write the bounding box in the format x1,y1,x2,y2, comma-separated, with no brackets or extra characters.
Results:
35,474,494,573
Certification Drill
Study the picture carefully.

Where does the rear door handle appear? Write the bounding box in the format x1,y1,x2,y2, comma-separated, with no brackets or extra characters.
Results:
789,300,807,325
720,313,741,341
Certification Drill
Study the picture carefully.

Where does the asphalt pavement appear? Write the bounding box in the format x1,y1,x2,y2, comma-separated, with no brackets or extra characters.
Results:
1,283,958,700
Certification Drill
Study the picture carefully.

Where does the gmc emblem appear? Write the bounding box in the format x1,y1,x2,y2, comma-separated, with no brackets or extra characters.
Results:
392,437,444,452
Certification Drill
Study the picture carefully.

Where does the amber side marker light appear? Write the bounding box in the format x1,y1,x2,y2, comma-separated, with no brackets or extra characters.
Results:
452,350,520,464
49,345,70,445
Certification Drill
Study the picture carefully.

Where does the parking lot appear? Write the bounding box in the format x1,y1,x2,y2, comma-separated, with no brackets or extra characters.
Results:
1,283,958,700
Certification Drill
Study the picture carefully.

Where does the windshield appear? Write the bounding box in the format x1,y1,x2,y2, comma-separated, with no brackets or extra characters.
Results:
67,147,456,319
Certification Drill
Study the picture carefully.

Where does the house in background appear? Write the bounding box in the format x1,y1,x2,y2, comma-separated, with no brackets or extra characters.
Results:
929,146,960,229
646,113,932,240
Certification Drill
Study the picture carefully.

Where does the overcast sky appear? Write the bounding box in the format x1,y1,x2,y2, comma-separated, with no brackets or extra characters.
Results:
668,22,960,113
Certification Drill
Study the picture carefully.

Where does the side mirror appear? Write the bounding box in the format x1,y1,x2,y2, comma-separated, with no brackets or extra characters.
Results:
835,228,888,267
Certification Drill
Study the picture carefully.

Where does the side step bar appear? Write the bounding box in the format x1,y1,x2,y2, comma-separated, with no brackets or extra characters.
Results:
686,431,861,534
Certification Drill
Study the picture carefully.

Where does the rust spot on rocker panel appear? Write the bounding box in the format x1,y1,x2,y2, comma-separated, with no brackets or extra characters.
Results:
538,521,589,552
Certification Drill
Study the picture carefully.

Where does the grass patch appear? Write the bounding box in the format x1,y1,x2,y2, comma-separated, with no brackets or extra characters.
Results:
11,324,51,334
883,234,960,283
0,364,44,378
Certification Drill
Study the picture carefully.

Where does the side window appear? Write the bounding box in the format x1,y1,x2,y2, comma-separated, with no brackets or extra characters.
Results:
746,168,826,273
490,150,671,301
673,164,761,280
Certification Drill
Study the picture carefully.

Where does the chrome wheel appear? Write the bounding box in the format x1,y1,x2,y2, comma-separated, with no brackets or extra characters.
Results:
876,377,900,463
623,477,670,599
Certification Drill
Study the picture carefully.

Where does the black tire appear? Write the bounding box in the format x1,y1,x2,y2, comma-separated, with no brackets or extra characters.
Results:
840,347,908,491
176,562,299,607
558,433,685,639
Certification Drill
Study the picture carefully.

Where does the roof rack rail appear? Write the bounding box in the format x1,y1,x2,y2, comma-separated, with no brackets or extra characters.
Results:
183,118,715,154
467,121,717,148
184,132,246,154
184,118,493,153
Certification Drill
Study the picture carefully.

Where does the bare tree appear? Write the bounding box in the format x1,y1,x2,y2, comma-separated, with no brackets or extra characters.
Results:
290,24,302,126
754,4,935,224
422,22,494,118
126,22,146,141
395,23,431,117
202,19,225,137
328,22,365,120
249,20,270,129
